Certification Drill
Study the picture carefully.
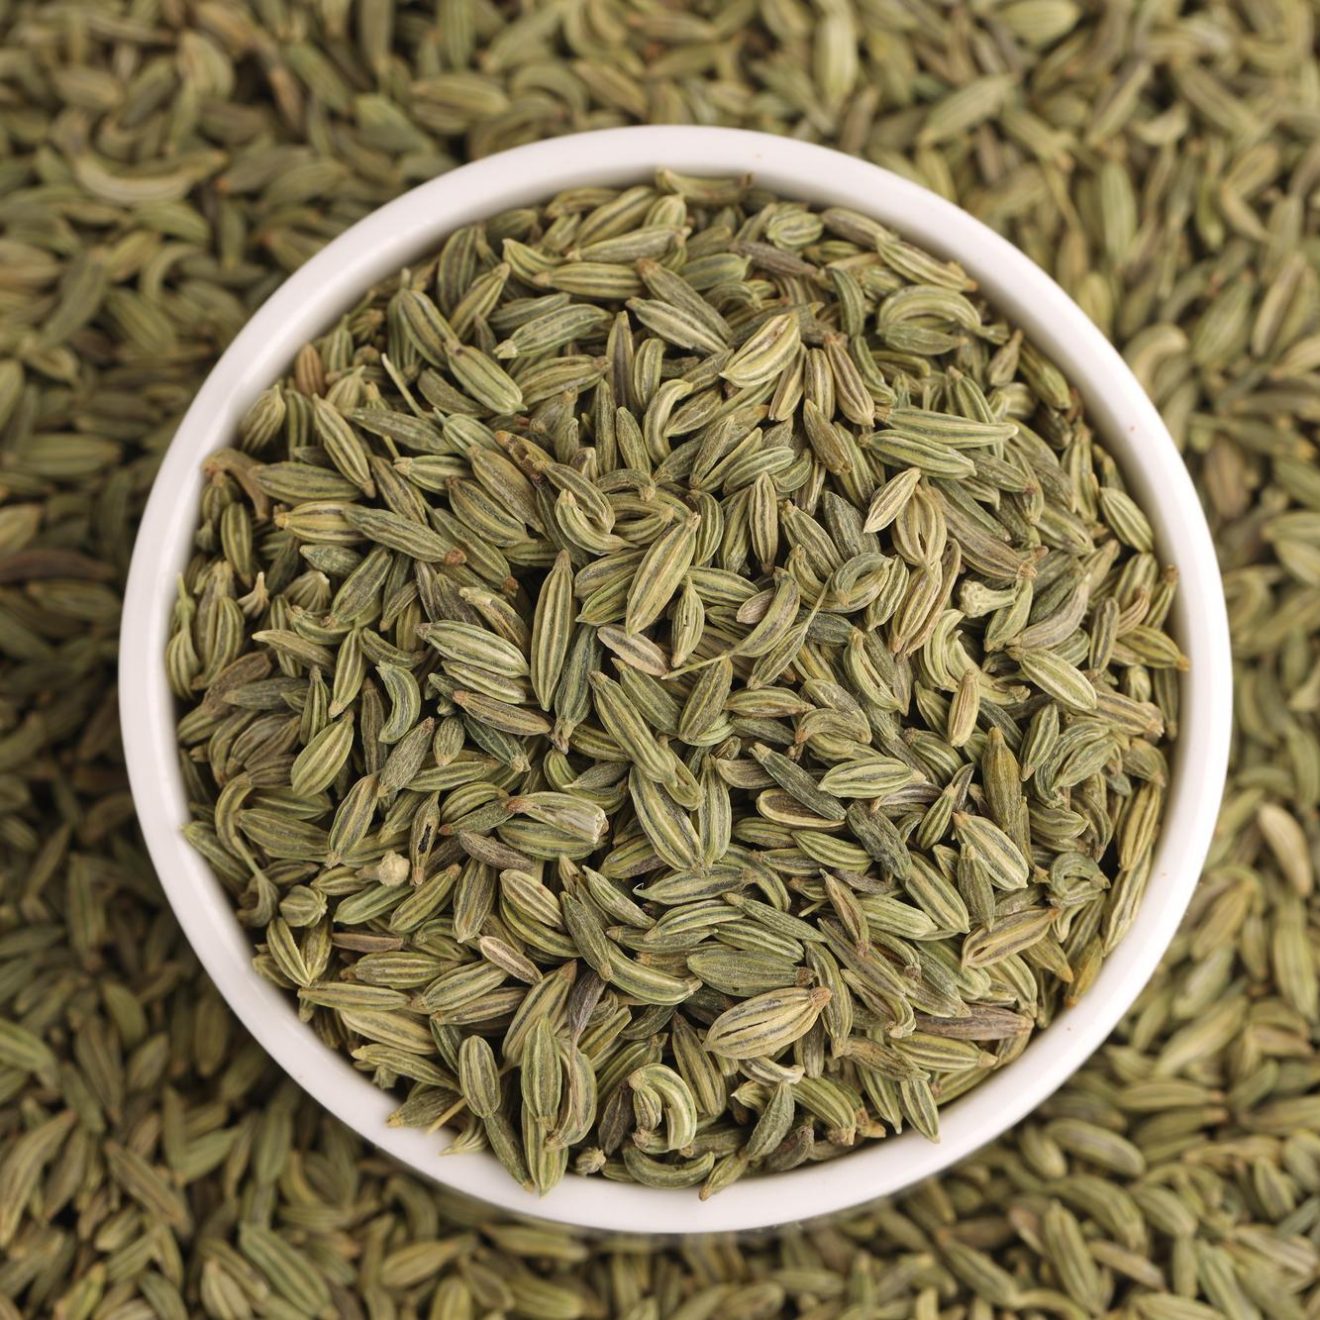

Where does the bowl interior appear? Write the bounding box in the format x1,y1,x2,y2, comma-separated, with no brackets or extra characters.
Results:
119,125,1232,1235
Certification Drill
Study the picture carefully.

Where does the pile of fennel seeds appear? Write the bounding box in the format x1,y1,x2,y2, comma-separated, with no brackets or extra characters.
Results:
172,171,1181,1196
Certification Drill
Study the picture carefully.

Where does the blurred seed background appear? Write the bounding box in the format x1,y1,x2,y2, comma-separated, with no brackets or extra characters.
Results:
0,1,1317,1316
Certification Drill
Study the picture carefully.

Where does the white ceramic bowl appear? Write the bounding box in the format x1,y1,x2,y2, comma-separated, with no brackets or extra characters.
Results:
120,126,1232,1235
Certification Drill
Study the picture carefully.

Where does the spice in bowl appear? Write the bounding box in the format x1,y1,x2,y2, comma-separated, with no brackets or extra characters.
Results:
170,171,1183,1197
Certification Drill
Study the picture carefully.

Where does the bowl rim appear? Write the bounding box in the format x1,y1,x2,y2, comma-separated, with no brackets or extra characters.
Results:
119,124,1232,1235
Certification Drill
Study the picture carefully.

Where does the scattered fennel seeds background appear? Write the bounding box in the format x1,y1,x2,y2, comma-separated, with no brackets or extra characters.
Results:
171,174,1182,1196
4,0,1318,1313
